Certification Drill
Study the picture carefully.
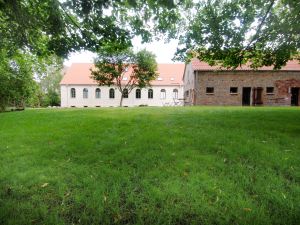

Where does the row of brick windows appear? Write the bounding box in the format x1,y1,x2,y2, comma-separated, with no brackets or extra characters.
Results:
70,88,179,99
205,87,275,94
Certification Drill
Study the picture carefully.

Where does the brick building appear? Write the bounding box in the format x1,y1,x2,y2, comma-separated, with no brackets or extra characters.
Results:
184,59,300,106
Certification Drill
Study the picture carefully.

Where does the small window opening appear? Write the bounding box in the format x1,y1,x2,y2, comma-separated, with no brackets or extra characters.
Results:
266,87,274,94
230,87,238,94
206,87,214,94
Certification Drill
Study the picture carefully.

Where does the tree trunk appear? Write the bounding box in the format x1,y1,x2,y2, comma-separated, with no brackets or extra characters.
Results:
119,95,124,107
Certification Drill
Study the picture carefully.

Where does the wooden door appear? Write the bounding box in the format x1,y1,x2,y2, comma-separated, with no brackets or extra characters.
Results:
291,88,299,106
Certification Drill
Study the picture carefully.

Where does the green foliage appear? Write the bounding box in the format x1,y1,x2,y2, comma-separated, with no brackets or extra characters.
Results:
0,50,36,111
36,55,63,94
42,90,61,107
34,55,63,107
0,107,299,224
0,50,64,111
175,0,300,69
91,47,158,106
0,0,191,57
1,0,299,69
26,83,44,108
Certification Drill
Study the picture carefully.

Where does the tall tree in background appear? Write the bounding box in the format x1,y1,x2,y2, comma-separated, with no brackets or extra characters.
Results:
0,50,37,111
175,0,300,69
0,52,64,111
36,55,64,107
91,47,157,107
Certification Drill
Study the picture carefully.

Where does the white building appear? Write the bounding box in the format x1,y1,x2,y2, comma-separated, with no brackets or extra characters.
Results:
60,63,185,107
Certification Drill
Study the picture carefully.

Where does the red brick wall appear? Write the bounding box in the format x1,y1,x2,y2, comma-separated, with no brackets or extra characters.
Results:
194,71,300,106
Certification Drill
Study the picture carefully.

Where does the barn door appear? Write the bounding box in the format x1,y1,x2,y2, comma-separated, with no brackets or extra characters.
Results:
253,87,263,106
291,88,299,106
242,87,251,106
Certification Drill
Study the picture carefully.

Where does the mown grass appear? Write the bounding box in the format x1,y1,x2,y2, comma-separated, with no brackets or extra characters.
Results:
0,107,299,225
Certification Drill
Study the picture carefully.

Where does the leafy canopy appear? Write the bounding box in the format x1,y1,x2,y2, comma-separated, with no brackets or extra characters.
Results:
175,0,300,69
2,0,298,69
0,50,37,111
0,0,191,57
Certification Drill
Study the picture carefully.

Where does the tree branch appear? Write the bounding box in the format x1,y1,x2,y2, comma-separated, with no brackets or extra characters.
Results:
246,0,275,50
56,1,82,31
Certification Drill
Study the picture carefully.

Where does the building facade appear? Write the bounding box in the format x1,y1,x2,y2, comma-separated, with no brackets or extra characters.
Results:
184,59,300,106
60,63,185,107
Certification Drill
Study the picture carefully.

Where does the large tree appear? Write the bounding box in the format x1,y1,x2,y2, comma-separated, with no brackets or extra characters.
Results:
175,0,300,69
35,55,64,107
0,50,37,111
0,0,191,57
91,48,158,107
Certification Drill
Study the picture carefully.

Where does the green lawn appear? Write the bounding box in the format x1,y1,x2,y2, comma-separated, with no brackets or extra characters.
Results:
0,107,299,225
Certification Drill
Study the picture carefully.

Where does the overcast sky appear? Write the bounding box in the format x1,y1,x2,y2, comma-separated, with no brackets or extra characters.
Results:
64,36,180,66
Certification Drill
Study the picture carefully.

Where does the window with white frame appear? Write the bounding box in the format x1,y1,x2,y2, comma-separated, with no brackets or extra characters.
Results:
83,88,88,98
109,88,115,99
71,88,76,98
95,88,101,98
148,89,153,99
160,89,166,99
136,89,141,99
173,89,178,99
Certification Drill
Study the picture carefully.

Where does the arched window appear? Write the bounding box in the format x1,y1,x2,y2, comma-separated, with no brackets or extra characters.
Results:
123,88,128,98
71,88,76,98
173,89,178,99
160,89,166,99
109,88,115,99
136,89,141,99
148,89,153,99
95,88,101,98
83,88,88,99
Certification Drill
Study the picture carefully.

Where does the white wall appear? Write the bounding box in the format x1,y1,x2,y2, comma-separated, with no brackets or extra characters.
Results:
183,64,196,105
61,85,184,107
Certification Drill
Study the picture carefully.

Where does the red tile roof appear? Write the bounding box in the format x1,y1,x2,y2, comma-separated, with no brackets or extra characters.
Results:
60,63,185,85
191,58,300,71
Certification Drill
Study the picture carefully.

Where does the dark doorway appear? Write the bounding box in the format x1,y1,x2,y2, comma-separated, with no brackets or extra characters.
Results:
291,88,299,106
242,87,251,106
253,87,263,105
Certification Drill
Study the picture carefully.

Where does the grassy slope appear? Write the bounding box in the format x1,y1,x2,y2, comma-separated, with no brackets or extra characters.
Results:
0,107,299,225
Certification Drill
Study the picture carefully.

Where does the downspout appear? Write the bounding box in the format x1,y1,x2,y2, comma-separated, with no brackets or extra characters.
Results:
193,71,197,105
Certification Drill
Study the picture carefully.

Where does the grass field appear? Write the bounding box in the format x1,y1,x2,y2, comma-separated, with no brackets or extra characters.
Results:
0,107,299,225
